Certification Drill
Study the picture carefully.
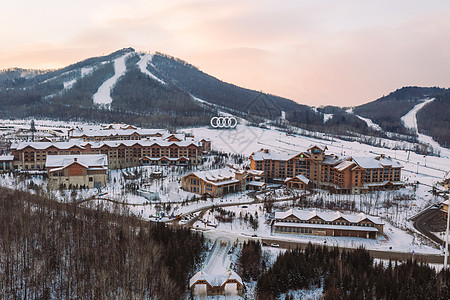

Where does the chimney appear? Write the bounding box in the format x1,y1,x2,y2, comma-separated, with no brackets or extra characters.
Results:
263,149,269,154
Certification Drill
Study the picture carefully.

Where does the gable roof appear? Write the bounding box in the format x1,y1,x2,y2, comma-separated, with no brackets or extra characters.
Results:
275,209,383,225
352,156,403,169
45,154,108,169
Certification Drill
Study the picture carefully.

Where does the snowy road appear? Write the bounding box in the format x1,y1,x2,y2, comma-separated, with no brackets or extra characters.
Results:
204,238,231,275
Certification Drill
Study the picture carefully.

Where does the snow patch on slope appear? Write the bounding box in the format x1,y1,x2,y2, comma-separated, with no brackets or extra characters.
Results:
356,115,382,131
323,113,333,123
93,52,133,109
137,54,166,84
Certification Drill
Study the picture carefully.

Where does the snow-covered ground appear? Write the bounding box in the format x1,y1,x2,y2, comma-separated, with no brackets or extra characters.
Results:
92,52,133,108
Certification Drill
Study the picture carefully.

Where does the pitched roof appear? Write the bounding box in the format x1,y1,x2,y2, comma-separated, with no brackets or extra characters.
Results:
274,209,383,225
285,174,310,184
188,168,240,186
250,149,304,161
334,160,356,172
352,156,403,169
45,154,108,169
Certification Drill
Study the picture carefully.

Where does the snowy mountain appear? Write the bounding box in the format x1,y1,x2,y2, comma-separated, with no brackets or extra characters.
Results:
0,48,448,146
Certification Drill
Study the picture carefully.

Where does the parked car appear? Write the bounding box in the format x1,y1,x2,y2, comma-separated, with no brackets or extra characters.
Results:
271,243,280,248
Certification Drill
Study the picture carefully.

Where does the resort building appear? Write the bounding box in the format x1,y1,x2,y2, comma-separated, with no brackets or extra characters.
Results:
249,145,403,193
11,138,204,170
273,209,384,239
181,167,266,197
46,154,108,189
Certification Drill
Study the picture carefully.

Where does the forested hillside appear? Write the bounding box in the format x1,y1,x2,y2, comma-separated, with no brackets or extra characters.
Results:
0,187,205,299
0,48,448,143
417,92,450,147
353,86,447,134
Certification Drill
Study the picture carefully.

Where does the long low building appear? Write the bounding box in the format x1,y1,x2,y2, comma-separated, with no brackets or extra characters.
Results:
46,154,108,189
273,209,383,239
11,137,206,170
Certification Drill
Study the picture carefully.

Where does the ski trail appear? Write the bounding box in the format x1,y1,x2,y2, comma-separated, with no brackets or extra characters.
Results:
93,52,133,109
346,108,382,131
137,54,166,84
401,98,450,156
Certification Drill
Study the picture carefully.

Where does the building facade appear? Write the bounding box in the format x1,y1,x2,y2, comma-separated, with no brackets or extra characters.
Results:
46,154,108,189
273,209,384,239
249,145,403,193
11,138,204,170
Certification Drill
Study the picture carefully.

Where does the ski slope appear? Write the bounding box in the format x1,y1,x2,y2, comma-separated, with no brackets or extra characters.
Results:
401,98,450,157
137,54,166,84
92,52,133,109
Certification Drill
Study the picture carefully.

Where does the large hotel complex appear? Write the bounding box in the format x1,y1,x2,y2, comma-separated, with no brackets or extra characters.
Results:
249,145,403,193
10,126,210,170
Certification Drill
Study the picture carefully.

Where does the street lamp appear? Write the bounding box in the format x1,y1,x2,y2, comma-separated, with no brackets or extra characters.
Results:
444,184,450,268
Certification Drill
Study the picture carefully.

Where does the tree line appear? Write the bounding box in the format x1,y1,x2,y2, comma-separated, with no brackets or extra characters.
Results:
253,243,450,299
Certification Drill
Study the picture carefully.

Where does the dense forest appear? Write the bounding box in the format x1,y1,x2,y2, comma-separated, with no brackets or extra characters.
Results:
417,92,450,147
0,187,205,299
252,243,450,299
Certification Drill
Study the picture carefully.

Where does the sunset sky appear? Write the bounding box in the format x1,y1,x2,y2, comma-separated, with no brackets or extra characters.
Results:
1,0,450,106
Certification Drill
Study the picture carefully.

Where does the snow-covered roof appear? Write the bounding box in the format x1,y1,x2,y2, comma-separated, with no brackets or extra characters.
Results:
322,155,349,165
308,144,327,152
89,140,201,148
250,149,304,161
140,156,189,161
352,156,403,169
248,181,266,187
189,270,243,288
12,140,84,151
45,154,108,169
70,127,167,137
273,222,379,232
274,209,383,225
12,139,202,151
334,160,356,172
247,169,265,176
0,155,14,161
189,168,240,186
285,174,310,184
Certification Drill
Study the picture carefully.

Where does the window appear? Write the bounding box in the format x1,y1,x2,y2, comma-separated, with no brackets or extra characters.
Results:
89,177,93,182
